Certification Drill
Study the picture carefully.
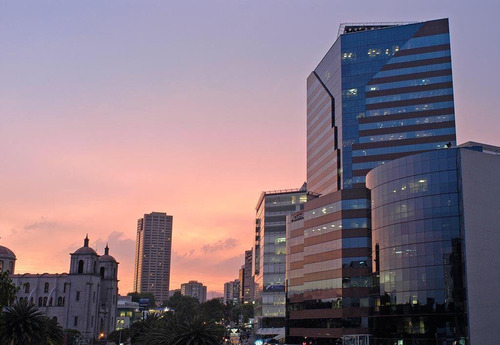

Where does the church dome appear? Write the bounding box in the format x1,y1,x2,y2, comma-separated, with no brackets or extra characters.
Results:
0,245,15,259
72,235,98,256
99,244,117,263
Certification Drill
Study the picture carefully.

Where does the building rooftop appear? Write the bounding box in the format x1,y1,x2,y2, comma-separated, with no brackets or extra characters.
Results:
337,21,418,37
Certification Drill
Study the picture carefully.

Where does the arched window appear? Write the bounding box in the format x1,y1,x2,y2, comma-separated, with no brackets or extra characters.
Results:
78,260,84,274
49,297,53,306
43,297,48,306
53,316,57,322
30,297,34,305
38,297,43,306
62,297,66,306
57,297,63,306
93,261,97,273
100,267,105,279
24,283,30,293
44,282,49,293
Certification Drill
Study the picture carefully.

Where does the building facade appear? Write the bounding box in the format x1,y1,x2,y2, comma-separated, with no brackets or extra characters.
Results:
253,184,318,334
366,143,500,345
240,249,254,303
116,295,141,330
287,18,457,344
223,279,241,305
133,212,173,305
181,280,207,303
9,236,118,340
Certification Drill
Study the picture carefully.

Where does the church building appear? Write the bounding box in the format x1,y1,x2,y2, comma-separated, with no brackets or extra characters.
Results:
0,236,119,340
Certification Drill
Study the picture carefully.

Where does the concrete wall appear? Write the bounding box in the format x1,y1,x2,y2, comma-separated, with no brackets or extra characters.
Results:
460,148,500,344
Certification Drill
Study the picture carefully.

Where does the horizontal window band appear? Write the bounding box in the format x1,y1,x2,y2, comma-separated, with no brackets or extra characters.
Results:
366,94,454,111
359,107,455,124
352,134,456,150
381,56,451,71
359,121,455,136
367,69,452,85
394,44,450,57
366,82,453,98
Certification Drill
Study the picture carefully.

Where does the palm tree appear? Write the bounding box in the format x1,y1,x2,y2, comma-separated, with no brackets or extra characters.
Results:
45,317,64,345
168,315,222,345
1,300,47,345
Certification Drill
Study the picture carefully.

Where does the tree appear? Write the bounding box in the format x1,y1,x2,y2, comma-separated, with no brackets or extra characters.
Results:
64,329,81,345
164,292,199,317
1,300,47,345
199,298,227,322
166,315,222,345
0,271,19,309
45,317,64,345
128,292,156,308
130,314,161,345
108,328,131,344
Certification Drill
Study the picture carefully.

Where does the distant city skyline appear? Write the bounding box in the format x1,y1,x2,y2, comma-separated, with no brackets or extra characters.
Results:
1,1,499,293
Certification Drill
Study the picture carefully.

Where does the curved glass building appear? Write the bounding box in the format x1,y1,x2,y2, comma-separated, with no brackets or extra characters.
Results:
367,147,476,344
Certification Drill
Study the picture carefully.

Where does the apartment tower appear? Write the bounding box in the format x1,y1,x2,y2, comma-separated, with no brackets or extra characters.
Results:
133,212,173,305
286,19,456,344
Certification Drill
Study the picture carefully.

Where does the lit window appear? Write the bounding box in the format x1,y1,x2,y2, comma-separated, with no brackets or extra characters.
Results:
368,48,381,57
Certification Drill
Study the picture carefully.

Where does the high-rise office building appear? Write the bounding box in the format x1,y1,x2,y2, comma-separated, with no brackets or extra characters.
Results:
181,280,207,303
133,212,173,305
223,279,241,305
240,249,254,303
253,184,318,336
287,19,457,344
366,142,500,344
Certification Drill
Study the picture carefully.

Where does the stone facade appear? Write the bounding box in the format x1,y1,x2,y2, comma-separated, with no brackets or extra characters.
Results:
9,236,119,340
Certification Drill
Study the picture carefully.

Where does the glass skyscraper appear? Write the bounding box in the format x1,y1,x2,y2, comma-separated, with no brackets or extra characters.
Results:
287,19,457,344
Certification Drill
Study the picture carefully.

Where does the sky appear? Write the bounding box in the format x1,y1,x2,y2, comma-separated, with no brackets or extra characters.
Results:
1,0,499,295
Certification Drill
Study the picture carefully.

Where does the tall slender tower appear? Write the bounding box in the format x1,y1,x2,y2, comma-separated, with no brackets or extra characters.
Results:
133,212,173,305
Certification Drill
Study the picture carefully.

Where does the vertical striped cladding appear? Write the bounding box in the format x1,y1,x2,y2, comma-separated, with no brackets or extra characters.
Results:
307,72,339,195
352,19,457,180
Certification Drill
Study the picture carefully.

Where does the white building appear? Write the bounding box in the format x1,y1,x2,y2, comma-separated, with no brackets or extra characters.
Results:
7,236,119,340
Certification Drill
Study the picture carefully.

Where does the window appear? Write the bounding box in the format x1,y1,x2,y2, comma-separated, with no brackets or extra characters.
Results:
44,282,49,293
93,261,96,273
38,297,43,306
30,297,34,305
100,267,105,279
74,316,78,327
62,297,65,306
24,283,30,293
53,317,57,322
57,297,63,306
78,260,84,274
49,297,53,306
76,291,80,302
63,283,67,293
43,297,47,306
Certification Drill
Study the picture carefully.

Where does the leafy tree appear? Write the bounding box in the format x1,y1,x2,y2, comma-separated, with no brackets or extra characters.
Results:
164,292,199,317
199,298,227,322
128,292,156,308
130,314,161,345
0,271,19,309
230,302,254,324
1,300,47,345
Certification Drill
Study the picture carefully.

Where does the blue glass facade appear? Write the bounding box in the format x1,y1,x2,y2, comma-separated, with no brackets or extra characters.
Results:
289,18,459,345
366,149,466,344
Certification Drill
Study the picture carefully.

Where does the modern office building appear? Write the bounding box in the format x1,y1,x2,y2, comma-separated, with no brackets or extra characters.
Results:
223,279,241,305
9,236,119,340
181,280,207,303
240,249,254,303
133,212,173,306
253,183,318,335
366,142,500,345
287,18,457,344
